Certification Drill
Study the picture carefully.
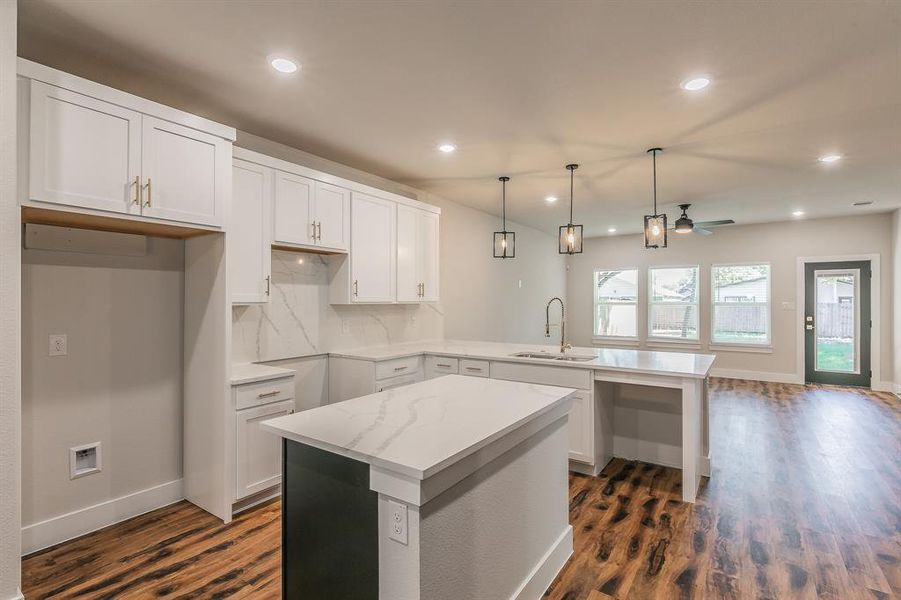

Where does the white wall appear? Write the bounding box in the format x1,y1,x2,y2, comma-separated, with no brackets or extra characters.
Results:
893,209,901,393
21,238,184,528
567,214,893,385
0,0,21,596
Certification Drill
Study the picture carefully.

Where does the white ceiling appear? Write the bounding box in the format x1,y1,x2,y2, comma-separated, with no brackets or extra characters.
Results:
18,0,901,237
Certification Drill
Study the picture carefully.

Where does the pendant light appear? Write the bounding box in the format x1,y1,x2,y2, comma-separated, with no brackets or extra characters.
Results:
493,176,515,258
644,148,667,249
558,164,583,254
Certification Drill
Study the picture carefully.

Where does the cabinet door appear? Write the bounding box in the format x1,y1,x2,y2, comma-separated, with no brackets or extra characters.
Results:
141,116,226,226
314,181,350,250
396,204,420,302
419,210,440,302
351,193,396,302
236,399,294,500
230,160,272,304
29,81,142,215
273,171,315,246
567,390,594,464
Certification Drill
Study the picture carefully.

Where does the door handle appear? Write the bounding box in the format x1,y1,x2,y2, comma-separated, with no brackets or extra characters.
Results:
265,275,271,296
353,280,358,297
132,176,141,206
142,178,152,207
805,324,814,330
316,222,322,241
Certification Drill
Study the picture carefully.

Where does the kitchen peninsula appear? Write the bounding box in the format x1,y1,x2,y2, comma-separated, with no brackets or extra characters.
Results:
262,375,576,600
328,340,716,503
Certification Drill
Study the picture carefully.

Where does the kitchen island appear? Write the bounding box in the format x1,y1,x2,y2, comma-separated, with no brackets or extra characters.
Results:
261,375,577,600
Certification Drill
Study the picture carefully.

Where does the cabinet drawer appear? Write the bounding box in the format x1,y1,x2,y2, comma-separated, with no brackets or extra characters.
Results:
460,359,489,378
375,356,422,381
375,372,422,392
489,361,591,390
425,355,459,377
234,376,295,410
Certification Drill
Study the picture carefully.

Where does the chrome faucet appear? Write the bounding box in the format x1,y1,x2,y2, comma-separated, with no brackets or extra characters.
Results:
545,297,571,353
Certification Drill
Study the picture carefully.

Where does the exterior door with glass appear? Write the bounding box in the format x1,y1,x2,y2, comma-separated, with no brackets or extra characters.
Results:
804,261,871,387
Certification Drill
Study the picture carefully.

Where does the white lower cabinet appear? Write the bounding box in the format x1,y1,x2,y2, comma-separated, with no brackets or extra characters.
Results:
566,390,594,464
235,398,295,500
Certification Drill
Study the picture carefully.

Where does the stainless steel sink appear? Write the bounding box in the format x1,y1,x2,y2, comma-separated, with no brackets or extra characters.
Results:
510,352,595,362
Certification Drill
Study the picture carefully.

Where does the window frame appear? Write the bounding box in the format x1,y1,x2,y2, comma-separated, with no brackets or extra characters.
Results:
592,267,640,344
647,264,701,343
710,262,772,348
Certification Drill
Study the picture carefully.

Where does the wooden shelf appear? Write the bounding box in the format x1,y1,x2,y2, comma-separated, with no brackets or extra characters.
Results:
22,206,219,240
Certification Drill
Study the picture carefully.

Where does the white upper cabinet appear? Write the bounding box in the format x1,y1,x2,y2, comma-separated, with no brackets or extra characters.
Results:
20,61,235,229
28,81,142,215
350,192,396,303
397,205,440,302
230,160,272,304
314,182,350,251
273,171,315,247
141,116,227,227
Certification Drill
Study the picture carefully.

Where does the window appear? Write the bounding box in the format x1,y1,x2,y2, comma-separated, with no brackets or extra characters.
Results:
648,266,699,340
712,264,771,345
593,269,638,339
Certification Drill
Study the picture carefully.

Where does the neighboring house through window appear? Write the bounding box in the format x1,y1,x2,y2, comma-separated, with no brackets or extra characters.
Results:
648,266,700,340
711,263,771,345
594,269,638,339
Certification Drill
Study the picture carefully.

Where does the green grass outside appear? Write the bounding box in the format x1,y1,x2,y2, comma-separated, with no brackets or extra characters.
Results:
816,340,854,372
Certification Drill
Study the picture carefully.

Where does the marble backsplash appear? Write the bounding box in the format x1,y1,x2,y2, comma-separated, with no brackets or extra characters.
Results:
232,250,445,363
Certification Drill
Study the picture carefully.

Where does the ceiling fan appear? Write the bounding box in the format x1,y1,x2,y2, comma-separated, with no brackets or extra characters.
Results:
671,204,734,236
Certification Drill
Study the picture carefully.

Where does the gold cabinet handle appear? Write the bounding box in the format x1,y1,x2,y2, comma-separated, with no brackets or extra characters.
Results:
132,176,140,206
318,222,322,241
257,390,281,398
311,222,317,241
353,280,358,297
142,178,152,207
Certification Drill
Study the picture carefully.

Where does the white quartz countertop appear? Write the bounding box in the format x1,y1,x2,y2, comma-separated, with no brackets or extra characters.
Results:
330,339,716,379
261,375,576,480
230,362,296,385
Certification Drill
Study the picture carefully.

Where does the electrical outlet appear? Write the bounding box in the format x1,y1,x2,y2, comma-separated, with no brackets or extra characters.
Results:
388,500,408,545
49,334,67,356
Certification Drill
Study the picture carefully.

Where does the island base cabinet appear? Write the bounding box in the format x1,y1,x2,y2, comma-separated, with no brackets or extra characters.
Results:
283,441,379,600
567,390,595,464
235,399,294,500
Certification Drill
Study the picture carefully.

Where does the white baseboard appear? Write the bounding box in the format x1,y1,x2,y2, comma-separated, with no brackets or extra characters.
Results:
709,368,801,384
1,589,24,600
22,479,183,556
871,380,895,393
511,525,573,600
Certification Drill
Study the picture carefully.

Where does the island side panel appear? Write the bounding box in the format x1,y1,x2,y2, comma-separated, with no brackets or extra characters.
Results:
416,417,572,600
282,440,379,600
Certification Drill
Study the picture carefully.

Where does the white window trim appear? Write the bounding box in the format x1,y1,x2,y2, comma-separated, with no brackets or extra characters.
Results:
592,267,639,341
647,265,700,342
710,262,772,347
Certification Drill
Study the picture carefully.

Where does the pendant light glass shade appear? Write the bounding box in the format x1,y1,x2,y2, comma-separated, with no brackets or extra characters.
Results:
493,176,515,258
644,148,667,249
558,164,583,254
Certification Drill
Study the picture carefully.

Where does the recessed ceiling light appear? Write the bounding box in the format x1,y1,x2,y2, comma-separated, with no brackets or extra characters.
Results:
792,210,805,217
818,154,842,163
545,196,558,203
607,228,617,233
438,143,456,153
270,57,299,73
681,76,711,91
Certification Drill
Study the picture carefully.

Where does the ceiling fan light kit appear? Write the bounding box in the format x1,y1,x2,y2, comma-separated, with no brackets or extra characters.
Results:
493,176,515,259
644,148,667,249
558,164,583,254
674,203,694,233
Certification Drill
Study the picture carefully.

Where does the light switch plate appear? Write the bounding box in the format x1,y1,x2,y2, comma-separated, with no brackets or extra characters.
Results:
49,334,67,356
388,500,408,545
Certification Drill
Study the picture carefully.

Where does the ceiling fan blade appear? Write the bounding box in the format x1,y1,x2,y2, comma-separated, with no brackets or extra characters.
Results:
693,227,714,236
694,219,735,228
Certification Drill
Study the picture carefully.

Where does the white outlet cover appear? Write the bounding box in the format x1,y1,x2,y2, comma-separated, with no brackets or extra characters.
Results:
388,500,408,545
49,334,67,356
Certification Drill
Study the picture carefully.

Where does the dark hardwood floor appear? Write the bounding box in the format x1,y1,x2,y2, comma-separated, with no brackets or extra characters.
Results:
22,379,901,599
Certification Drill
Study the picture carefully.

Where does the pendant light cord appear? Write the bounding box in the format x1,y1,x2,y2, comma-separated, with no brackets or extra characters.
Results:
569,167,574,225
652,149,658,214
502,178,506,230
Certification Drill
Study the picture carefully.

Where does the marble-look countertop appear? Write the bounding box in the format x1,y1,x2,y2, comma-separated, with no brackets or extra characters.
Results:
260,375,575,480
230,362,296,385
330,339,716,379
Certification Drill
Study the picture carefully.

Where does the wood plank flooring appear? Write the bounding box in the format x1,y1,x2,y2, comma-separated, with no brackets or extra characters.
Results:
22,378,901,599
